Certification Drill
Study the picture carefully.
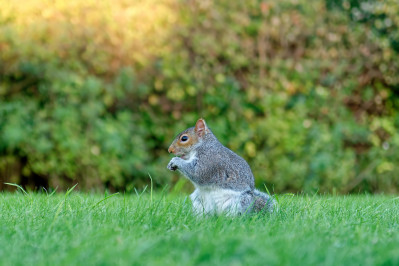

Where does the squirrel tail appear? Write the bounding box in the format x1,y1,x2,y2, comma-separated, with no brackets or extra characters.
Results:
252,189,277,213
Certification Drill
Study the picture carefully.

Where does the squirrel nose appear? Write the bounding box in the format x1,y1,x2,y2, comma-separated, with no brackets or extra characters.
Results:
168,146,175,154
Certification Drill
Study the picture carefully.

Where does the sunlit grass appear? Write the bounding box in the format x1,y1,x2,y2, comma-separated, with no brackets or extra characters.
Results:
1,190,398,265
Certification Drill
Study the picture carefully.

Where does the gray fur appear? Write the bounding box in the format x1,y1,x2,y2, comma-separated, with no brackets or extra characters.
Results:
167,123,276,215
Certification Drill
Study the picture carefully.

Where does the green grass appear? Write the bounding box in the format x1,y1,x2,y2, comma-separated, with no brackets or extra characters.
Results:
0,190,398,265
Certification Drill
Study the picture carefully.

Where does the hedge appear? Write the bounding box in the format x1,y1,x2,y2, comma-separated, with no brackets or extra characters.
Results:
0,0,398,193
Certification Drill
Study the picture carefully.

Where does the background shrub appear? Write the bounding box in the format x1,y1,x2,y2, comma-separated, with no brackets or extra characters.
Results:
0,0,398,193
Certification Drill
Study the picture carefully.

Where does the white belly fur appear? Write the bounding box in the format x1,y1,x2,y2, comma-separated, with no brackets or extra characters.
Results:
190,187,244,215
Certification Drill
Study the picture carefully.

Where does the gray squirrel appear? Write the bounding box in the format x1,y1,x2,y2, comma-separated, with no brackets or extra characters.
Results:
167,118,276,215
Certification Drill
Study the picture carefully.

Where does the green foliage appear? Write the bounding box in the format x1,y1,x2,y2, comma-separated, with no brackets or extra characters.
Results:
0,0,398,192
0,193,398,265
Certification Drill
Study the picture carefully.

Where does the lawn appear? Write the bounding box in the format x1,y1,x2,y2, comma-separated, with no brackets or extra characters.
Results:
0,190,398,265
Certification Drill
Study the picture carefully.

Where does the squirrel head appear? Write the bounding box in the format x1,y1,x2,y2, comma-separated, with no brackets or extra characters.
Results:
168,118,210,159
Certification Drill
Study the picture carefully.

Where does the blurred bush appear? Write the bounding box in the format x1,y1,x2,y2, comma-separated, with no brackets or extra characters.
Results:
0,0,398,193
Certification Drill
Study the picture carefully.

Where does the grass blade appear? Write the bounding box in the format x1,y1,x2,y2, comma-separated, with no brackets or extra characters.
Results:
4,183,28,195
90,192,120,209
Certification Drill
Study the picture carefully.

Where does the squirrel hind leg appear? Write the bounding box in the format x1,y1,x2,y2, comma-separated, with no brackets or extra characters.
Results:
251,189,277,214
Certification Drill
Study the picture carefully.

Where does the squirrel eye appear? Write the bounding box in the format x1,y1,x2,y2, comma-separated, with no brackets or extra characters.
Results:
181,135,188,142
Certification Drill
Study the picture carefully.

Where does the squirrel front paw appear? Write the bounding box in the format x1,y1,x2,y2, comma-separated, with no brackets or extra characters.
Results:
167,158,179,171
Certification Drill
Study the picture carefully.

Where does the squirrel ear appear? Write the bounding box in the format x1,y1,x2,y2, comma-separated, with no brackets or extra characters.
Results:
195,118,208,137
